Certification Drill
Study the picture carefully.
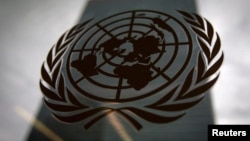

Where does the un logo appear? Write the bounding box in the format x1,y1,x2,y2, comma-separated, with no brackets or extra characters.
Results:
40,10,223,130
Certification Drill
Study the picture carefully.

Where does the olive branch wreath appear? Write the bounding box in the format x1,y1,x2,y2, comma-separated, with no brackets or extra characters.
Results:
40,11,223,131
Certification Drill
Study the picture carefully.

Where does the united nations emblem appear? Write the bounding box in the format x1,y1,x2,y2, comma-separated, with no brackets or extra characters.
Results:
40,10,223,130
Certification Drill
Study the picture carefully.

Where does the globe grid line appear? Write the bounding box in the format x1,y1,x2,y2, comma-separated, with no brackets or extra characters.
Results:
66,10,193,102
